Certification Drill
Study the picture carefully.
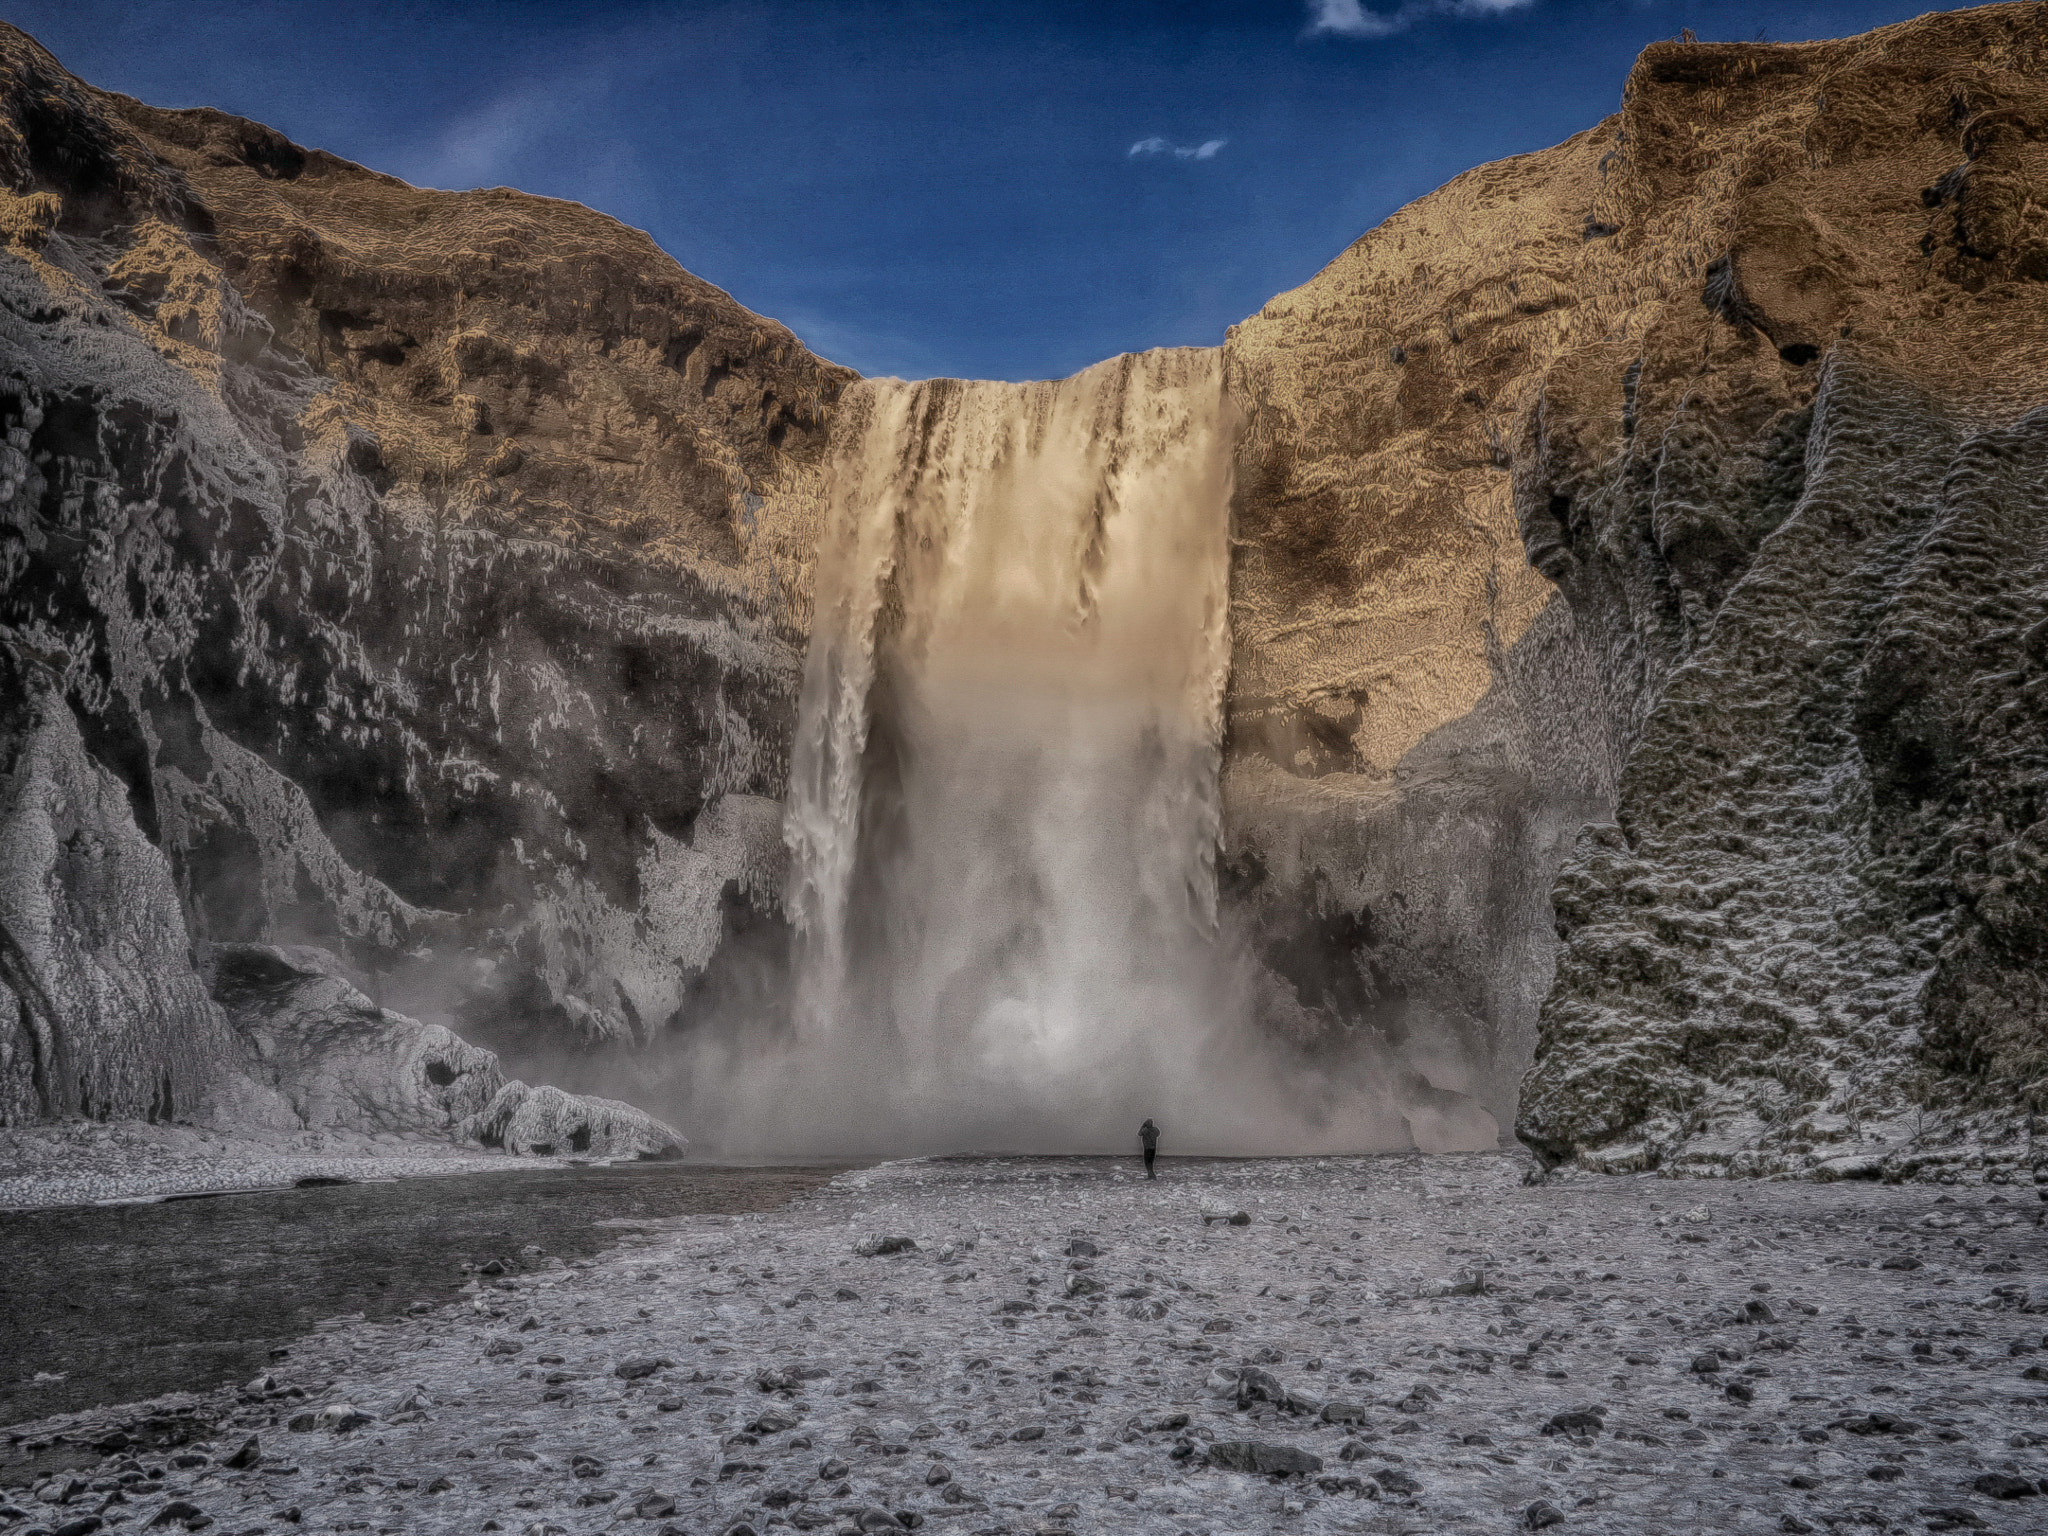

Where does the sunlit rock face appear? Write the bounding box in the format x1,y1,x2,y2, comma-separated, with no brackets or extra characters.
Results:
1505,8,2048,1179
0,20,845,1130
1219,129,1624,1140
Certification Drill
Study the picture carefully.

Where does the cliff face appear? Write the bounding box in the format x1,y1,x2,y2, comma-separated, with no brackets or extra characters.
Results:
0,22,846,1128
1504,5,2048,1180
8,8,2048,1172
1209,3,2048,1176
1220,117,1626,1133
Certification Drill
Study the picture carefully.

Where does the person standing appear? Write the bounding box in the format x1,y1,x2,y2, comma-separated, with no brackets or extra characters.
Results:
1139,1118,1160,1179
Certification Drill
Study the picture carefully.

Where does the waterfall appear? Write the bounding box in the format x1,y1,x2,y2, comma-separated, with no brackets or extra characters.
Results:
777,349,1235,1151
658,347,1474,1158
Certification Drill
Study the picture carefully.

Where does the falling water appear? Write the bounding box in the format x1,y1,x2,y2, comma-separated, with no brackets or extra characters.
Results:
669,348,1472,1157
778,349,1234,1152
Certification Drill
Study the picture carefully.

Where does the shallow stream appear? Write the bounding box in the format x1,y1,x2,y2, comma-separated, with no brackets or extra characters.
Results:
0,1162,849,1427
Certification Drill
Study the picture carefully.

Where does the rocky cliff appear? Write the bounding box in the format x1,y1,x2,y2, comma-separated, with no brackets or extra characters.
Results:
6,7,2048,1174
0,21,842,1136
1504,3,2048,1182
1202,2,2048,1178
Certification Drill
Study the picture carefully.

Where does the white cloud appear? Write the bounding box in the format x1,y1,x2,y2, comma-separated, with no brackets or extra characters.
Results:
1130,136,1228,161
1305,0,1533,40
1305,0,1404,37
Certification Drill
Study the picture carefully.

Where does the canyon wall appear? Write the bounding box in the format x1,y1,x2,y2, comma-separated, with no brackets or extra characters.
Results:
6,8,2048,1173
1224,2,2048,1182
1507,4,2048,1181
0,20,844,1130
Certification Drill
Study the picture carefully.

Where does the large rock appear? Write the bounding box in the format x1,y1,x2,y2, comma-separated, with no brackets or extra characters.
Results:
458,1081,683,1160
0,657,240,1126
203,940,685,1156
201,942,506,1134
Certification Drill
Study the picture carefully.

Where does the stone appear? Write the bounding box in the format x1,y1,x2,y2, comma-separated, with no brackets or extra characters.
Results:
1971,1473,2040,1499
1524,1501,1565,1529
1916,1509,1989,1530
1542,1409,1603,1438
614,1357,671,1380
1205,1441,1324,1476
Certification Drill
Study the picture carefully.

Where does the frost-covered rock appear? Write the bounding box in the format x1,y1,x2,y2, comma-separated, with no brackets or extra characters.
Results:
457,1080,684,1160
0,660,240,1126
202,943,505,1134
0,22,834,1127
203,942,685,1157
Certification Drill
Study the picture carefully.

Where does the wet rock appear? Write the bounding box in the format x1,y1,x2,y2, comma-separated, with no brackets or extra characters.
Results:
1205,1441,1323,1476
1917,1508,1989,1530
1971,1472,2040,1498
614,1357,671,1380
1542,1408,1604,1437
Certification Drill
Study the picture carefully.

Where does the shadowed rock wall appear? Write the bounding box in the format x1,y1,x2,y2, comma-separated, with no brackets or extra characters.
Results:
0,21,845,1129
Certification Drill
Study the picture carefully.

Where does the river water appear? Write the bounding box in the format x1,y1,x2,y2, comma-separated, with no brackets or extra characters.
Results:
0,1163,847,1428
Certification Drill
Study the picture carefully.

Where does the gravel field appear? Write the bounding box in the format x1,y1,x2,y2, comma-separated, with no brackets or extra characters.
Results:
5,1152,2048,1536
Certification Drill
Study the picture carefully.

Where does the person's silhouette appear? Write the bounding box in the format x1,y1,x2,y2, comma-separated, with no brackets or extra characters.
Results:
1139,1118,1160,1179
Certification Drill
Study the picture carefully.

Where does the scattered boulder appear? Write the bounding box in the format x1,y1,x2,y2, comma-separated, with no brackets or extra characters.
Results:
1205,1441,1323,1476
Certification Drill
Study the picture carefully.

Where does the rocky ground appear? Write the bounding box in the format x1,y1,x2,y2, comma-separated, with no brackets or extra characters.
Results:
4,1153,2046,1536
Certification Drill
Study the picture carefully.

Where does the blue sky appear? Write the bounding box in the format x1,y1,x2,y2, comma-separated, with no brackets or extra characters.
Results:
11,0,1939,379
